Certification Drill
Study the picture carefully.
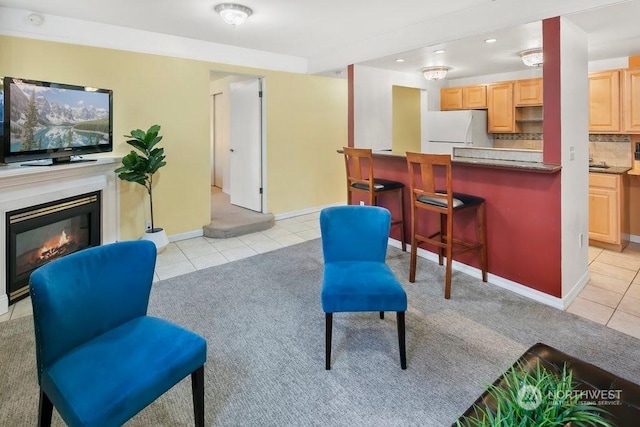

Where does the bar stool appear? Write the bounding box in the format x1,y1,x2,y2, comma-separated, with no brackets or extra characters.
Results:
406,152,487,299
343,147,406,251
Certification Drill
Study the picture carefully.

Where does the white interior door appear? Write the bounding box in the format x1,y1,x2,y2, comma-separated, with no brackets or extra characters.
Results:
229,78,262,211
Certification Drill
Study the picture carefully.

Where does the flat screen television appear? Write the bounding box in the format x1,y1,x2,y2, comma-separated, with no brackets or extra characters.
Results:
1,77,113,166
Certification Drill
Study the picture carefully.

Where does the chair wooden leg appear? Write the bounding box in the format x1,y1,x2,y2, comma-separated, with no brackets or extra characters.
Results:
38,389,53,427
398,189,406,252
397,312,406,369
325,313,333,370
191,365,205,427
409,204,417,283
444,212,454,300
380,311,384,319
438,213,446,266
478,203,488,283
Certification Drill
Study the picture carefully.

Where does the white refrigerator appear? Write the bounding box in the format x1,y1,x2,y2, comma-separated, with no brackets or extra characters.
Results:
422,110,492,154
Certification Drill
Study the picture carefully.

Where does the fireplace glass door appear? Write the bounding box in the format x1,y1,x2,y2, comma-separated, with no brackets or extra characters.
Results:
6,192,101,303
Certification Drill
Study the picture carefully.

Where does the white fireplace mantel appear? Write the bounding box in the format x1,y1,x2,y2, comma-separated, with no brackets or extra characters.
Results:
0,158,120,315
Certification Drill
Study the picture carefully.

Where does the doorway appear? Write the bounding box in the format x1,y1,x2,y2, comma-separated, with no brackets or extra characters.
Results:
209,73,266,213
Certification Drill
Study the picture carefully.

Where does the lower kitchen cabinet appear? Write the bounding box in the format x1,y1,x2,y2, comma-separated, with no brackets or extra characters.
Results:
589,172,629,251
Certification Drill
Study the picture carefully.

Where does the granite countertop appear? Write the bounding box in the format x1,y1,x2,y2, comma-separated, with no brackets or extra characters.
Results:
588,165,631,174
368,150,561,173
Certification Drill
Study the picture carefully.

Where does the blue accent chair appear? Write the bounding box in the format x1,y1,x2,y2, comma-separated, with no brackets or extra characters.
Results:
29,240,207,427
320,205,407,370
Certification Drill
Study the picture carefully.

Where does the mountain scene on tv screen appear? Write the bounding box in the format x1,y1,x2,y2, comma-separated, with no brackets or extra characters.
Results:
9,82,109,153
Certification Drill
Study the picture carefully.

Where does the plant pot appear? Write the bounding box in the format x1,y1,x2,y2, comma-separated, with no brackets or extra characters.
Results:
141,228,169,253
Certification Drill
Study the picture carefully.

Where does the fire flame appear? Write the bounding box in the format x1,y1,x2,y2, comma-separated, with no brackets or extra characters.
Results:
39,230,72,261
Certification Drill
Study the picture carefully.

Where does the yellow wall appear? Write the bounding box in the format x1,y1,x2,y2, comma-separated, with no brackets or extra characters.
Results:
0,36,347,239
264,73,347,212
392,85,421,153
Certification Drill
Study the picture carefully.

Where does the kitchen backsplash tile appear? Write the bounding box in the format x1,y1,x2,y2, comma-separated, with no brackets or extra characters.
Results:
493,133,543,140
492,133,543,150
589,134,631,143
589,135,632,167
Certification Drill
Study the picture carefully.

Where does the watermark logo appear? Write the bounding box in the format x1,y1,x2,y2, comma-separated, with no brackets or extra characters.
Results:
517,385,543,410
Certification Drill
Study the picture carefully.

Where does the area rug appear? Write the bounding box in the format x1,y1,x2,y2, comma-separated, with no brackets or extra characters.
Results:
1,239,639,426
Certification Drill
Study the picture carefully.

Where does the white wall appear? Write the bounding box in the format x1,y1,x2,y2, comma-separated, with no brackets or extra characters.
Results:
448,68,543,87
353,65,443,150
559,18,590,301
588,57,628,72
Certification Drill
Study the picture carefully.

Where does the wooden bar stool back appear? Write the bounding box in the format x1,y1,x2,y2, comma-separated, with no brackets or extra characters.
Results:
343,147,406,251
406,152,487,299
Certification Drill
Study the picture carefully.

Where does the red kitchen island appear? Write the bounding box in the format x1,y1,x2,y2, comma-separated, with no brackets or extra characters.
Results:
362,151,563,300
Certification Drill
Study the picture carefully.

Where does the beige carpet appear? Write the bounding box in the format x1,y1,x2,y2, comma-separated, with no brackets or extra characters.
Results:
203,187,274,238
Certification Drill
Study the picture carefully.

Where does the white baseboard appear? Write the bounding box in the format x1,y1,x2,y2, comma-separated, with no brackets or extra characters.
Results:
169,229,204,242
0,294,8,316
388,238,566,310
560,270,590,310
629,234,640,244
274,201,346,221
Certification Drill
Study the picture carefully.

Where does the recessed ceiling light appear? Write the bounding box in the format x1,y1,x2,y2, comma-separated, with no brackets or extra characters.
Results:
395,58,405,63
485,38,497,44
434,49,446,54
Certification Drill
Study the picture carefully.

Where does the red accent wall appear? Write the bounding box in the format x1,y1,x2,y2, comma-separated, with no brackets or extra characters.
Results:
369,157,562,297
543,17,562,165
347,64,354,148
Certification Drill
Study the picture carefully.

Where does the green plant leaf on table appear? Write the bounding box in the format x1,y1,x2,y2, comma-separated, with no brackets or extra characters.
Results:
456,362,614,427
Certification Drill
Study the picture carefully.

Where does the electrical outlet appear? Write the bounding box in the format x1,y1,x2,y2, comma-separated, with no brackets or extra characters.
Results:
359,201,365,206
145,220,152,231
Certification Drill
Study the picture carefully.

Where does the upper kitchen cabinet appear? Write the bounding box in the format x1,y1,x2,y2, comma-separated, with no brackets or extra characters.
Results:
623,68,640,133
441,87,463,110
487,82,518,133
589,70,621,133
440,85,486,110
514,78,543,106
462,85,487,109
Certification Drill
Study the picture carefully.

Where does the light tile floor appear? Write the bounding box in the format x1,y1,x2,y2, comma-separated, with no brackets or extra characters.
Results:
567,243,640,339
2,217,640,342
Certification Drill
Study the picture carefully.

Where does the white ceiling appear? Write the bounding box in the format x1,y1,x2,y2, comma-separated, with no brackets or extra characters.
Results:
1,0,639,78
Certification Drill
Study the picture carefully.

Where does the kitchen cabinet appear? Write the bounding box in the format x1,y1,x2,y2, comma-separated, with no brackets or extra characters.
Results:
588,70,621,133
487,82,518,133
440,85,486,110
514,78,543,106
462,85,487,109
440,87,463,110
622,68,640,132
589,172,629,251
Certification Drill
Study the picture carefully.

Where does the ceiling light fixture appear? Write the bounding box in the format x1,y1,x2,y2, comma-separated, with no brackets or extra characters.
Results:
520,48,543,67
434,49,446,54
484,38,497,44
214,3,253,26
395,58,405,63
421,66,450,81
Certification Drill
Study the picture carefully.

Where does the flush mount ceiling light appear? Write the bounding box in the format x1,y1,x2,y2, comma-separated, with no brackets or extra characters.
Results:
421,66,450,80
214,3,253,26
520,48,543,67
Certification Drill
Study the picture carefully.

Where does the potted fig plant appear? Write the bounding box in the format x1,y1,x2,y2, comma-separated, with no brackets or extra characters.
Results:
115,124,169,252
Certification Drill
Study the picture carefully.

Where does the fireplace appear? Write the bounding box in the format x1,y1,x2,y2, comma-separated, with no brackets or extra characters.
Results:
6,191,101,304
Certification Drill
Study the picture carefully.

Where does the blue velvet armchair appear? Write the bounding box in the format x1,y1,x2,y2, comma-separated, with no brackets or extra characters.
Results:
320,205,407,370
29,240,207,427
